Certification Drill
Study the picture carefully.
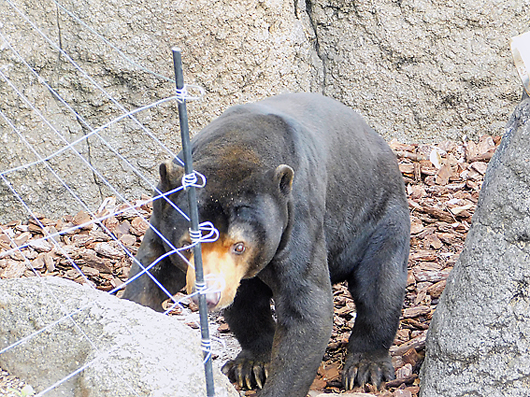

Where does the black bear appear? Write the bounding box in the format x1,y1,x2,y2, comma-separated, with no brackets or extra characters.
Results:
123,93,410,396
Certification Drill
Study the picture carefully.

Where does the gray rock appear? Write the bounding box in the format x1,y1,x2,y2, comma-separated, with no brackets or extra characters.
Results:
0,277,238,397
0,0,319,222
420,95,530,397
0,0,528,222
307,0,528,143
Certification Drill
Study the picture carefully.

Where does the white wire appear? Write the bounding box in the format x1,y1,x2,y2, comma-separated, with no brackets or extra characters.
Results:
0,37,189,253
0,28,190,227
0,79,197,302
2,0,184,167
0,304,87,356
0,93,177,177
0,95,167,397
0,0,203,309
0,35,212,285
0,106,181,303
0,1,219,394
0,173,91,286
0,193,141,396
0,28,185,171
0,18,182,397
34,348,116,397
175,84,206,103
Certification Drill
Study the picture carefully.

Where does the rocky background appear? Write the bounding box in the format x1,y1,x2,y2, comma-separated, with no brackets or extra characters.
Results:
0,0,528,221
0,277,239,397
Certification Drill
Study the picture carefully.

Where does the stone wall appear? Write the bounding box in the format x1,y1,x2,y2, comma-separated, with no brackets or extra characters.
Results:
0,0,528,220
308,0,529,142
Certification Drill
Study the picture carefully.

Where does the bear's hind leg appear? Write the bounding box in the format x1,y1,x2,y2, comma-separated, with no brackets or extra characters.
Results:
343,217,409,389
222,277,275,390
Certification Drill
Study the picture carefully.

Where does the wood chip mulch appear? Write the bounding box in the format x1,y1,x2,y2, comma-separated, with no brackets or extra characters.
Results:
0,135,500,397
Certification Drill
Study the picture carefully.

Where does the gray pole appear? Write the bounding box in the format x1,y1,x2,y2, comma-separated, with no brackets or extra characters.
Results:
172,47,215,397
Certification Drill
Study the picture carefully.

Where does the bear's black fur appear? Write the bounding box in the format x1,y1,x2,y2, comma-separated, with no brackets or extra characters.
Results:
123,93,410,396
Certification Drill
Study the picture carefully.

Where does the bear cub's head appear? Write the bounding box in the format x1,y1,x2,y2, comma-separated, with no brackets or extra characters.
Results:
153,158,294,310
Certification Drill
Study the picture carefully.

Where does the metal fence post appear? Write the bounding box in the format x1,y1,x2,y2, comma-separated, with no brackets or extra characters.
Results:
172,47,215,397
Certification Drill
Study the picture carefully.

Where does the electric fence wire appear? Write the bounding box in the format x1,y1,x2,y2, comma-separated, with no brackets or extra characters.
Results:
0,0,222,394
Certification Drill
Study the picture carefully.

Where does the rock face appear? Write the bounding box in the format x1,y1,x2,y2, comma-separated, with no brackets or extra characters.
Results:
0,0,528,221
420,94,530,396
0,277,238,397
0,0,319,222
307,0,528,143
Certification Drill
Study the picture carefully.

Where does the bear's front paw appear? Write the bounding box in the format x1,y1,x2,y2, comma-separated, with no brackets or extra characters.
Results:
342,350,395,390
222,353,271,390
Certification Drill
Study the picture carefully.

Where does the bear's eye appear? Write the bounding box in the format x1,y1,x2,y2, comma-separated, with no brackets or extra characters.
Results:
179,240,193,252
232,242,246,255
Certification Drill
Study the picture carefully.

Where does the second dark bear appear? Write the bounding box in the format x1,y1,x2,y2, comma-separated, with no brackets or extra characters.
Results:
123,93,410,396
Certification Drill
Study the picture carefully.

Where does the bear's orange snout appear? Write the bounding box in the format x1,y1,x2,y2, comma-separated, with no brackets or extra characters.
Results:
185,236,248,311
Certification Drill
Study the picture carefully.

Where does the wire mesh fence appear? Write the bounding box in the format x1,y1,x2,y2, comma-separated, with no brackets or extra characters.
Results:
0,1,222,395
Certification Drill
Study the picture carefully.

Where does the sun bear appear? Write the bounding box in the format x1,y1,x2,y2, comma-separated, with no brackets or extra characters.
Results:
123,93,410,396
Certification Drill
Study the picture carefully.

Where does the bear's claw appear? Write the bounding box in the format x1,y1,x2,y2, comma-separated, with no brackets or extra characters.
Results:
222,357,270,390
342,350,395,390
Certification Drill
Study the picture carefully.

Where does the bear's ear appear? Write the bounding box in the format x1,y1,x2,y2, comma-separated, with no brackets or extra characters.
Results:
159,160,184,192
274,164,294,197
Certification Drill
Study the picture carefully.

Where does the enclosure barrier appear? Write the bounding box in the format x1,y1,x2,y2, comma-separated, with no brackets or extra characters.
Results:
0,1,222,395
172,47,216,397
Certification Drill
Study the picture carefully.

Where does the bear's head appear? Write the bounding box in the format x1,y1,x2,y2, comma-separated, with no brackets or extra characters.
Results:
153,156,294,310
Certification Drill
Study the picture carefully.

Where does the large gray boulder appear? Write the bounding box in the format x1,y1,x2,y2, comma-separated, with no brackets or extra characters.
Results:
0,277,238,397
0,0,527,221
420,94,530,396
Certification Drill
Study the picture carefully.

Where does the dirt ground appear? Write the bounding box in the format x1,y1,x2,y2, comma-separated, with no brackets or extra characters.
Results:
0,135,499,397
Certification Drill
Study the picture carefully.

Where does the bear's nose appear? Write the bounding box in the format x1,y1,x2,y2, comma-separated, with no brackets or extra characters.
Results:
191,286,221,310
204,290,221,309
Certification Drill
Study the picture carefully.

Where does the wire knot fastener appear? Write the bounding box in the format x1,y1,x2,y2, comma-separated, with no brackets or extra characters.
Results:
201,338,213,363
181,171,206,190
189,229,202,245
175,84,205,104
194,281,208,295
